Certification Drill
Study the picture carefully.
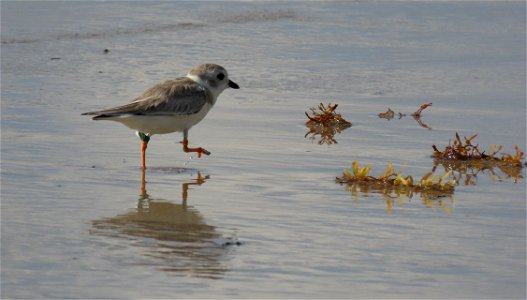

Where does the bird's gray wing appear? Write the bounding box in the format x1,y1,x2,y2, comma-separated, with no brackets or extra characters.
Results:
82,77,212,117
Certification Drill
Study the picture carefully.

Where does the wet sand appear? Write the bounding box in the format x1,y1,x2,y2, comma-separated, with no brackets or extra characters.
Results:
1,1,526,298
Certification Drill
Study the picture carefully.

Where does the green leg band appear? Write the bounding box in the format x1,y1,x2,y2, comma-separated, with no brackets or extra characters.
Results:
138,132,150,143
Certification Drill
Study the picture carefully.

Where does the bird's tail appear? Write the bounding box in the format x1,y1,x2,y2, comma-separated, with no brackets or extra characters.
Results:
81,111,119,120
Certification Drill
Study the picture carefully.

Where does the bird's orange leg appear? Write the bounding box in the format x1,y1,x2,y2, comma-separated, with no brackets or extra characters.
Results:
137,132,150,170
182,138,210,158
141,141,148,170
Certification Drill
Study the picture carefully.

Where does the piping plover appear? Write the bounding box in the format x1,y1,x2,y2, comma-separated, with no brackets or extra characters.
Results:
82,63,239,169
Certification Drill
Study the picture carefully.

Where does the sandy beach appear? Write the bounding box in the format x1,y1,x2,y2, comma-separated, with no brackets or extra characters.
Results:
1,1,525,298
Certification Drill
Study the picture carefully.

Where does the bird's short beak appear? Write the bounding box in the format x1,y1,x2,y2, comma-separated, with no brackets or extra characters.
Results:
228,80,240,89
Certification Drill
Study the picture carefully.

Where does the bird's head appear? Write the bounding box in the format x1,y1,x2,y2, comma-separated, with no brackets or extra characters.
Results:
187,64,239,98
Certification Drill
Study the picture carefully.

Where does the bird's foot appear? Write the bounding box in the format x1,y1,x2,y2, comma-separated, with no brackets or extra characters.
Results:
182,139,210,158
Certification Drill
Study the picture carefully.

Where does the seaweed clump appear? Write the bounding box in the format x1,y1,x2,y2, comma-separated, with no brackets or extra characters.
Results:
432,133,525,183
378,102,433,130
377,108,396,120
305,103,351,145
411,102,433,118
336,160,457,199
432,133,525,167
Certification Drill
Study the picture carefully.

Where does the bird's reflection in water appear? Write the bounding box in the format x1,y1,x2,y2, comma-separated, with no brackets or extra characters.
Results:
91,169,236,279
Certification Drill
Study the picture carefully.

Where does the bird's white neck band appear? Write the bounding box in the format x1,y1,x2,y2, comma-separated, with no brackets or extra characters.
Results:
186,74,207,87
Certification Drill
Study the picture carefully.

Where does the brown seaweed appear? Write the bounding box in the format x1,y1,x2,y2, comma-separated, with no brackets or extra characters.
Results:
377,108,395,120
432,133,525,183
432,133,525,167
378,102,432,129
305,103,351,145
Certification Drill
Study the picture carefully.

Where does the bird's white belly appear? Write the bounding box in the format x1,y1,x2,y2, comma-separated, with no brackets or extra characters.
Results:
110,103,212,135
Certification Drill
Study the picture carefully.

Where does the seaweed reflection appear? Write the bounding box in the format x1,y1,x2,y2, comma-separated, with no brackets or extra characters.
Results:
432,159,524,185
343,181,456,215
305,122,352,145
91,170,236,279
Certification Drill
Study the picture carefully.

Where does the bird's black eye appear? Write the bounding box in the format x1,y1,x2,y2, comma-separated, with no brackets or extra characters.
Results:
217,73,225,80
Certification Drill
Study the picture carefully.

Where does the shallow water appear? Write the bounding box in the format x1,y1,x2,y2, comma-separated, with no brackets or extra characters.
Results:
1,1,526,299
